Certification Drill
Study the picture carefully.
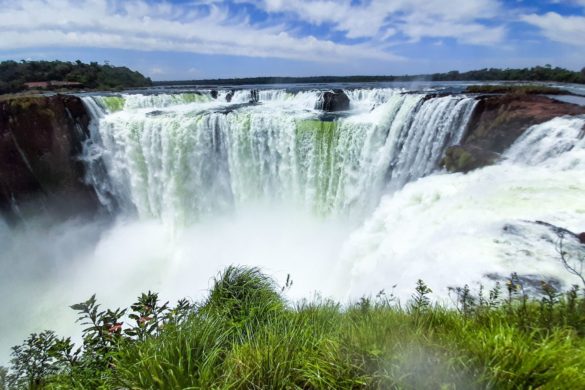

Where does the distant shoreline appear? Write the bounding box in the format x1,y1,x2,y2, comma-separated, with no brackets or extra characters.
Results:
153,66,585,87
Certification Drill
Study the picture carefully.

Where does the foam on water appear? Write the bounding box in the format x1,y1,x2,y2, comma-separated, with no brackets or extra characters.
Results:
337,115,585,302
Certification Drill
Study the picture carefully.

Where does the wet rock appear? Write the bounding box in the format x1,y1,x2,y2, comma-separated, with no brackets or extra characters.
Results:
210,90,218,99
578,232,585,244
465,94,585,153
441,94,585,173
441,145,499,173
533,220,576,238
485,273,563,295
213,102,259,114
225,90,234,103
250,89,259,103
315,89,350,112
0,94,98,220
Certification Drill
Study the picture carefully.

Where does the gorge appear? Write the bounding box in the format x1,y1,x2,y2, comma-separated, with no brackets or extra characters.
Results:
1,85,585,364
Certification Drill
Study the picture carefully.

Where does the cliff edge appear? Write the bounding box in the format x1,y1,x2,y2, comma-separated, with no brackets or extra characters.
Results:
442,94,585,173
0,94,98,219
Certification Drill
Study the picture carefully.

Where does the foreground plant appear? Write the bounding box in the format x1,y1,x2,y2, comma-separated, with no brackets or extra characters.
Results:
5,266,585,389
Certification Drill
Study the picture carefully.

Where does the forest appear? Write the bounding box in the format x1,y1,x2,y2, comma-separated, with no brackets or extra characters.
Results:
155,65,585,86
0,60,152,94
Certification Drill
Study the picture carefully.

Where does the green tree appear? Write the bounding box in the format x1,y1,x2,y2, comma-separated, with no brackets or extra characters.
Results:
7,331,60,389
0,60,151,93
0,366,7,390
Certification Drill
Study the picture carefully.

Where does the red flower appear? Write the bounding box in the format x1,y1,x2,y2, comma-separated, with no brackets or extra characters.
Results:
108,323,123,333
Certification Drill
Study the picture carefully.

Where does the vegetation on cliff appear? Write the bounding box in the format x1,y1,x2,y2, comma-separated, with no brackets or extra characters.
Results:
0,60,151,94
464,84,569,95
155,65,585,86
433,65,585,84
3,260,585,389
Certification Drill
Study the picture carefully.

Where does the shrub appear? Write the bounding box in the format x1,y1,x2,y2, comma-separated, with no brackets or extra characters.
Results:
200,266,285,326
5,267,585,389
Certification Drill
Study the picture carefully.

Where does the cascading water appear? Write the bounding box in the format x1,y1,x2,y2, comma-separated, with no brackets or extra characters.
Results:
338,115,585,300
81,89,477,223
2,86,584,364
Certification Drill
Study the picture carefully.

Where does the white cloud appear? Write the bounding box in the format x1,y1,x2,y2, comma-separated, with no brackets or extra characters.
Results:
550,0,585,6
149,67,165,75
521,12,585,47
245,0,507,45
0,0,400,63
187,67,201,75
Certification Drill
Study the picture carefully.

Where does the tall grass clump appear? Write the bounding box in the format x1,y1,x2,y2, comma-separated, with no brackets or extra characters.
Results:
5,266,585,389
200,266,285,326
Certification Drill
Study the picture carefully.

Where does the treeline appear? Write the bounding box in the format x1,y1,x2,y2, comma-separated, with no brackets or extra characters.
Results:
432,65,585,84
156,65,585,86
0,60,152,94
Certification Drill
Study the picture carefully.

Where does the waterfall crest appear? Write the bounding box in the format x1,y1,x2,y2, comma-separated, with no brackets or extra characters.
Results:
81,89,477,223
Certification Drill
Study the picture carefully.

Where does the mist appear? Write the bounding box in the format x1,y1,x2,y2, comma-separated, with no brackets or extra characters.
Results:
0,205,353,365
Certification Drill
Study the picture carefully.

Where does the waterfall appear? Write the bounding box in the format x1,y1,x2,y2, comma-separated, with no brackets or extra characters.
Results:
2,96,583,362
81,89,477,223
504,116,585,166
338,115,585,299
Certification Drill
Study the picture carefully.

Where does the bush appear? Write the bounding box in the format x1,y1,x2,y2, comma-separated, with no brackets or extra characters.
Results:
200,266,285,325
5,267,585,389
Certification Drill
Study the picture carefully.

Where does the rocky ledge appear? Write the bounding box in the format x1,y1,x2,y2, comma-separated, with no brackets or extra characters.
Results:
442,94,585,173
315,89,350,112
0,94,98,220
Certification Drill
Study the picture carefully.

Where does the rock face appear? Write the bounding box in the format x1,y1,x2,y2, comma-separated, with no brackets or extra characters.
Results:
315,89,350,112
442,94,585,173
0,94,98,220
442,145,499,173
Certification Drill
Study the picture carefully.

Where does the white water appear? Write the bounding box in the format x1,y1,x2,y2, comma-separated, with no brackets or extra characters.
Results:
81,89,476,222
338,116,585,300
1,88,584,365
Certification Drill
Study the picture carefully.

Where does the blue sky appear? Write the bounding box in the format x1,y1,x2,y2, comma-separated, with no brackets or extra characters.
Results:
0,0,584,80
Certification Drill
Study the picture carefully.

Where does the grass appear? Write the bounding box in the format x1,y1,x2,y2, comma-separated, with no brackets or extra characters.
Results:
5,267,585,389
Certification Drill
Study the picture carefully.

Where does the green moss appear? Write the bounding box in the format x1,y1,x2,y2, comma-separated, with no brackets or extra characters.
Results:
101,96,125,112
9,96,42,112
456,149,474,169
295,119,336,135
295,119,339,213
177,93,212,104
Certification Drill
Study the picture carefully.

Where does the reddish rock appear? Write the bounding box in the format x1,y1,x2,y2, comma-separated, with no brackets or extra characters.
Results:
465,94,585,153
443,94,585,173
578,232,585,244
0,94,98,219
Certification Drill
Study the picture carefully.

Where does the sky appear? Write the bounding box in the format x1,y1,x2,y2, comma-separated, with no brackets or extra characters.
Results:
0,0,584,80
